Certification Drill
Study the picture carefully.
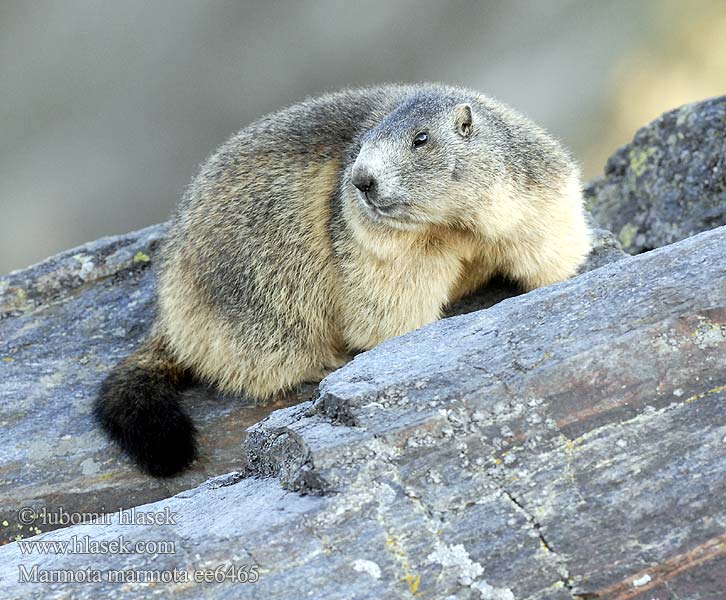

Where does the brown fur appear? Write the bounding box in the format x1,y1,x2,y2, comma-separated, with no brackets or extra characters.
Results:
95,83,592,475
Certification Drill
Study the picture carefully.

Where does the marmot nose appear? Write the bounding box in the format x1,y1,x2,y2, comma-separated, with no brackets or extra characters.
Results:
352,168,376,195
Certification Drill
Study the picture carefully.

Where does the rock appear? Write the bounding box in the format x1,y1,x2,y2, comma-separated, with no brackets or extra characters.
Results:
586,96,726,253
0,218,624,548
0,224,308,546
0,225,723,599
577,227,628,272
445,228,627,317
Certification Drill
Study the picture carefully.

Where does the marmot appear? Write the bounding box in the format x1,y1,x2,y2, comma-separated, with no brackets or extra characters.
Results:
95,83,592,476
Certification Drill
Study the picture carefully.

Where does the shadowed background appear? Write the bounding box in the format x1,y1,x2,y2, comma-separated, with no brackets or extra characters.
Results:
1,0,724,273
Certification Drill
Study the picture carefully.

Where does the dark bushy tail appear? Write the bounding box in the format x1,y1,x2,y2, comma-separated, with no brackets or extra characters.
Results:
94,335,196,477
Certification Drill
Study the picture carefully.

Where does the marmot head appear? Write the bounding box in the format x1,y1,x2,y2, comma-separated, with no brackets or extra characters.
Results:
348,92,497,232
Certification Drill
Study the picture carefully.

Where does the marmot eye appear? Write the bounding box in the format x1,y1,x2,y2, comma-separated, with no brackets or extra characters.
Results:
412,131,429,148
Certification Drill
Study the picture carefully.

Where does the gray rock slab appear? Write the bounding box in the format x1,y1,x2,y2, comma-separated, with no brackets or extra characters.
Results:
586,96,726,253
0,215,625,550
0,226,723,599
0,224,307,546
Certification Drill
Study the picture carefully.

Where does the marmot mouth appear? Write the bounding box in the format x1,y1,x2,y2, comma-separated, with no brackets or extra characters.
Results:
360,197,402,221
357,193,425,231
359,190,402,217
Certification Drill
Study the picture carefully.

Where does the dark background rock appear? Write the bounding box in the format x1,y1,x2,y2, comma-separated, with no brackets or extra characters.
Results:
586,96,726,253
0,226,723,599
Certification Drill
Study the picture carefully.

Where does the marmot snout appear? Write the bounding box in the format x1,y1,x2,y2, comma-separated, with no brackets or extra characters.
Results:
94,84,592,476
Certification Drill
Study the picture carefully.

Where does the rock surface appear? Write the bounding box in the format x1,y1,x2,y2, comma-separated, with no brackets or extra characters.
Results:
0,224,307,546
586,96,726,253
2,97,723,598
0,223,723,599
0,217,625,549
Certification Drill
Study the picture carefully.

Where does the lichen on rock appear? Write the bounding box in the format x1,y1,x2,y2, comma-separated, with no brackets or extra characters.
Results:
586,96,726,253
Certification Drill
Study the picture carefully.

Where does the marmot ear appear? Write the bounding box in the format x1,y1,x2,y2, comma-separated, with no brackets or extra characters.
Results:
455,104,473,137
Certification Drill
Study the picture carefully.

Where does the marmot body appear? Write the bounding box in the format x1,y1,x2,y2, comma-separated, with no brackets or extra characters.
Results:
95,83,592,476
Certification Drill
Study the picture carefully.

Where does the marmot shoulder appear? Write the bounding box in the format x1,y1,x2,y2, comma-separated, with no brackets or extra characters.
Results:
94,83,592,476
